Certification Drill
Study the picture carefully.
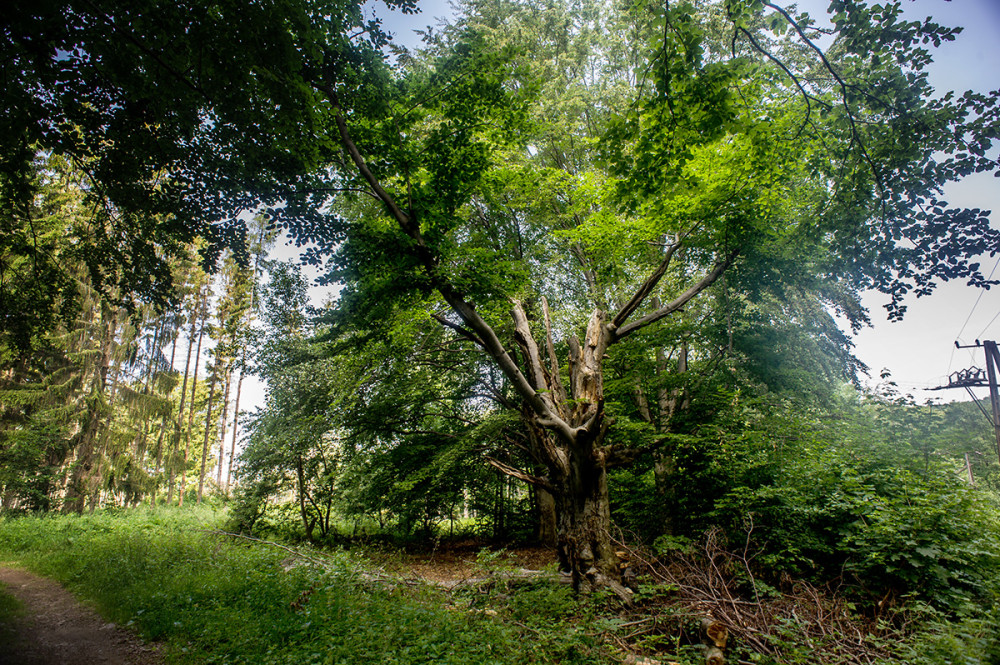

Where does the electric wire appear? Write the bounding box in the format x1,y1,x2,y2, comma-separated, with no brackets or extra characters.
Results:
955,253,1000,343
978,306,1000,340
948,253,1000,375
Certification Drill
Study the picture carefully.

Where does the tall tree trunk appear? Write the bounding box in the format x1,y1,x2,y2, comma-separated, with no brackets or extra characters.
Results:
135,319,163,466
215,366,232,487
197,366,218,503
168,301,198,505
63,304,118,514
180,287,208,507
150,325,178,506
225,361,245,492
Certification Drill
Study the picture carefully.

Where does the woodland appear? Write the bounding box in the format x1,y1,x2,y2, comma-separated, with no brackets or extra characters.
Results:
2,0,1000,662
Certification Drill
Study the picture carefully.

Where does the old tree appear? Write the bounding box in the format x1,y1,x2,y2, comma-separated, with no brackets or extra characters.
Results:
5,0,999,594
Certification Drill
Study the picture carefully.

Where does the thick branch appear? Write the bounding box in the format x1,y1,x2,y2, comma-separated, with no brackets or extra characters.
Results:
486,457,556,493
613,250,739,341
318,82,574,442
541,297,569,410
511,301,550,393
431,313,485,348
612,240,683,328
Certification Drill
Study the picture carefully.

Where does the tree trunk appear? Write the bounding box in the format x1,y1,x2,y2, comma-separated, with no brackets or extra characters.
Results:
536,487,558,548
197,367,218,503
180,286,208,506
150,323,178,506
63,304,117,514
225,360,246,492
296,454,315,541
215,367,232,487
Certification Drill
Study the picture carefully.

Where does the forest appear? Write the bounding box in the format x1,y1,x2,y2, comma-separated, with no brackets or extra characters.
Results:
2,0,1000,662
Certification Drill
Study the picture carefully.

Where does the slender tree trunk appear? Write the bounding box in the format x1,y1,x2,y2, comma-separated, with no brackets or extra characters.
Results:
150,326,178,506
215,366,232,487
296,454,315,541
225,359,246,492
180,287,209,506
168,300,198,505
167,309,198,505
135,319,163,465
197,367,218,503
64,304,118,514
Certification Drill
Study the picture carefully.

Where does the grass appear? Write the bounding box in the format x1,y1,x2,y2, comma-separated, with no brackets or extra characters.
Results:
0,585,25,652
0,506,616,665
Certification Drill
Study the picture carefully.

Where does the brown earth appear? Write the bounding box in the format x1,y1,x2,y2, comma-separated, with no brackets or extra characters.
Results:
368,542,558,583
0,567,164,665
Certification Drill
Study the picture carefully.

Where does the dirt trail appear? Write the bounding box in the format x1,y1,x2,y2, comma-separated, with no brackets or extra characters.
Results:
0,567,164,665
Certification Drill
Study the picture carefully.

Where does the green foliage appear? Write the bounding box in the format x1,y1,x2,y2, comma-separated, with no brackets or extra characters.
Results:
0,507,615,665
697,391,1000,610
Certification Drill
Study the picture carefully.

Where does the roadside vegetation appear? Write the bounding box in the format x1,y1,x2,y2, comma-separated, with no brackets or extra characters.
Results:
1,496,999,665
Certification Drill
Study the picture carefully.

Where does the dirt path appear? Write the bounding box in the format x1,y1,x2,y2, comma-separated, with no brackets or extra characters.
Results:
0,567,164,665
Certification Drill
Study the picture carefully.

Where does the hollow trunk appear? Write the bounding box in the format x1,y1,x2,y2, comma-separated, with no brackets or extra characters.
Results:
553,442,620,590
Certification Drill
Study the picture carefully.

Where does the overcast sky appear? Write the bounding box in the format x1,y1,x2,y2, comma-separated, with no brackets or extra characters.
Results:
245,0,1000,438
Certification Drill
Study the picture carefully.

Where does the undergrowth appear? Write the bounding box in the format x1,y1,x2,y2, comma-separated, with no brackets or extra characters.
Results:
0,506,613,665
1,506,998,665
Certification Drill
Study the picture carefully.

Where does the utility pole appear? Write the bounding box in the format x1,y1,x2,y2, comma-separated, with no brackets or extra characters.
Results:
934,340,1000,465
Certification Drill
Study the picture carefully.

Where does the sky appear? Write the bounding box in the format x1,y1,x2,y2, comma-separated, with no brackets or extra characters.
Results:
238,0,1000,443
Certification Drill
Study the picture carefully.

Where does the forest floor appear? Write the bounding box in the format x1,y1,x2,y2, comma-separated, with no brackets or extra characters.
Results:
368,541,558,583
0,566,164,665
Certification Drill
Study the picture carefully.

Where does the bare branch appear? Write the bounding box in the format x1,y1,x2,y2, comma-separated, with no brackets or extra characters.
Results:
486,457,556,493
541,297,569,410
613,250,739,341
612,240,683,329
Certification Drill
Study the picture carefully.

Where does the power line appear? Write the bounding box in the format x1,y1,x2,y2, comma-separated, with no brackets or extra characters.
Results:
979,306,1000,340
949,253,1000,375
956,253,1000,343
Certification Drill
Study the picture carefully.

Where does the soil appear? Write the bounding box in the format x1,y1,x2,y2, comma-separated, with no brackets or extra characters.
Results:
368,542,559,583
0,567,164,665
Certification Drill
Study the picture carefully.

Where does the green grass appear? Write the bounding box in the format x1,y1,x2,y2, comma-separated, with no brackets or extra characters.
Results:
0,585,25,652
0,507,614,665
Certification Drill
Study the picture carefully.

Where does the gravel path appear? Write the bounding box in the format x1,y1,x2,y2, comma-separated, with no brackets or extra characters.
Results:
0,567,164,665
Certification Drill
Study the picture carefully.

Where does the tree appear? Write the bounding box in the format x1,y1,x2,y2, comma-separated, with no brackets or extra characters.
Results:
288,0,999,596
7,0,999,594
